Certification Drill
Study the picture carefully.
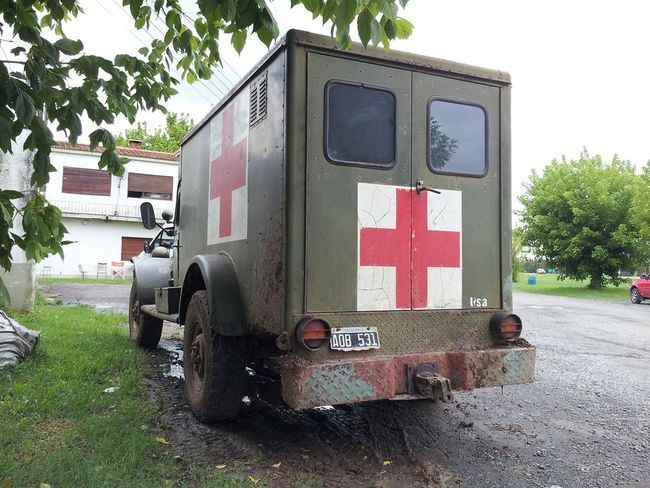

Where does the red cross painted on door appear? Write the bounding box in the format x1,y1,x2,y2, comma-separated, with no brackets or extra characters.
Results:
207,93,249,244
357,183,462,310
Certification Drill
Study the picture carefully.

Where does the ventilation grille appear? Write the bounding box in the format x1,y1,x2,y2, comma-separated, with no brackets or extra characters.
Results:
249,71,268,128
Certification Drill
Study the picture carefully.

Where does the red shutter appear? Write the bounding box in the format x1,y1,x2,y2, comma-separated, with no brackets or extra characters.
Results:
62,167,111,196
121,236,149,261
128,172,173,197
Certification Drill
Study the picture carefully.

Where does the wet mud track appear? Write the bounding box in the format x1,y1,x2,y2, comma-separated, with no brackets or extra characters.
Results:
146,345,463,487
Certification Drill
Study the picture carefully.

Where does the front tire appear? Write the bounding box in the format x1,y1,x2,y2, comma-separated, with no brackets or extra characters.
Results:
129,282,163,348
630,287,642,304
183,290,247,422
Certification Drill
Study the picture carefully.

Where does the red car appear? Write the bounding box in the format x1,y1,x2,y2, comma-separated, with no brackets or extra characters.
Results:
630,275,650,304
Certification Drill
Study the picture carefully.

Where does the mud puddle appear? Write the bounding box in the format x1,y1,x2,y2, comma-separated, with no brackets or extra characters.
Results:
144,341,468,487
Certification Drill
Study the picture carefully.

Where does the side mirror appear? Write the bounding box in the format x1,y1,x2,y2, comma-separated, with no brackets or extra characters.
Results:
140,202,157,230
161,209,173,223
143,241,152,253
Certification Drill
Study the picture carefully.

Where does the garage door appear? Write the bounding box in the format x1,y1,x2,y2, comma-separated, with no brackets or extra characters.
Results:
121,236,149,261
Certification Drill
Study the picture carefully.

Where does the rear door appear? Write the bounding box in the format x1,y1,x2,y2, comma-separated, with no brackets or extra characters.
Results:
411,73,501,309
305,53,411,312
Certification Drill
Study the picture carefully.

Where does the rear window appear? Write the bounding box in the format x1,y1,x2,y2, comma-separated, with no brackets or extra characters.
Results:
428,100,487,176
325,81,396,167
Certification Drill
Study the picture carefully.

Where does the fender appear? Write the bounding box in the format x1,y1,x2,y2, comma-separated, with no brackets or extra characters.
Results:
180,253,247,337
133,257,173,306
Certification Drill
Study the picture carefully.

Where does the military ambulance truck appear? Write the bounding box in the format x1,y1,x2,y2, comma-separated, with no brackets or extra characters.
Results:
130,30,536,422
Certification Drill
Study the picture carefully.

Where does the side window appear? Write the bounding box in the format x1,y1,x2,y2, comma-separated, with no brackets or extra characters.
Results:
428,100,487,176
151,228,174,249
325,81,396,167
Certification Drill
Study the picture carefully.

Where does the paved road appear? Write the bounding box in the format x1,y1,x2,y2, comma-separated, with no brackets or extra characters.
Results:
46,282,650,487
41,282,132,313
448,291,650,487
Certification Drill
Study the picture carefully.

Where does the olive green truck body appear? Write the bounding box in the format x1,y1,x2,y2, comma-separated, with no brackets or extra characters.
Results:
133,30,535,415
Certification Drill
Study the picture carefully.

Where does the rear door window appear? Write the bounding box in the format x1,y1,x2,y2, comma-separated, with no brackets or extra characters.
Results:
325,81,396,167
428,100,487,176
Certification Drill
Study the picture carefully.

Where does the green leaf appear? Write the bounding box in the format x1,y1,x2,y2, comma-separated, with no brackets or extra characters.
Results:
337,0,357,30
54,38,84,55
0,277,10,308
381,0,398,21
0,190,24,200
89,128,115,150
231,29,247,54
303,0,323,17
357,8,373,47
322,0,337,23
165,10,181,31
395,17,413,39
370,18,383,45
383,17,397,39
15,91,36,125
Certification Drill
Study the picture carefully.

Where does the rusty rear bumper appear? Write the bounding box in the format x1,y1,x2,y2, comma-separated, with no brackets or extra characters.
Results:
280,346,536,409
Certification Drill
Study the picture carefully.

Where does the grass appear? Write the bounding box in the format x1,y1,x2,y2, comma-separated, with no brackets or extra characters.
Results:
38,276,133,285
513,273,634,300
0,302,248,487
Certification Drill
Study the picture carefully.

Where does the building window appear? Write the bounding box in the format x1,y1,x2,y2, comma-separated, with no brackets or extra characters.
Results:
127,172,173,200
428,100,487,176
325,81,396,167
62,167,111,196
121,236,149,261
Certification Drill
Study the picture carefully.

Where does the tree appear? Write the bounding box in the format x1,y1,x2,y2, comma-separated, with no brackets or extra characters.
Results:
0,0,414,306
115,112,193,153
518,149,647,289
511,227,524,283
429,117,458,169
631,162,650,273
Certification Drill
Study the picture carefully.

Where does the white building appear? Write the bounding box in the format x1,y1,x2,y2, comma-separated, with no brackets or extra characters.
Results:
36,141,178,278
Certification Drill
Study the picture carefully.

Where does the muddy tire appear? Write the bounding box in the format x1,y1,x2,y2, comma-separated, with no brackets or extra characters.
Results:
630,287,642,304
129,282,163,349
183,290,246,422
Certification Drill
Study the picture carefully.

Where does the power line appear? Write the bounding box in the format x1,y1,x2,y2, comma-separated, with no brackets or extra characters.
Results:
104,0,224,101
138,2,233,97
178,10,243,87
140,0,239,94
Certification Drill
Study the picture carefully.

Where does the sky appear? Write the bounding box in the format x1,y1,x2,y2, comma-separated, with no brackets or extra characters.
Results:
64,0,650,202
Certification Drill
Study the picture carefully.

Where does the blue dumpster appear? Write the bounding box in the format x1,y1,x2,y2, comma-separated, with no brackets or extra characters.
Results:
527,276,537,285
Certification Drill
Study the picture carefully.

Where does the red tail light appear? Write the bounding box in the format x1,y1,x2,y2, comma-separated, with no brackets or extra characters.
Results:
489,312,522,342
296,317,331,351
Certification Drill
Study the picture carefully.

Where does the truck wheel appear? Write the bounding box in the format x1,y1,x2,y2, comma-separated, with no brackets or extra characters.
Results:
630,287,642,304
129,282,163,349
183,290,246,422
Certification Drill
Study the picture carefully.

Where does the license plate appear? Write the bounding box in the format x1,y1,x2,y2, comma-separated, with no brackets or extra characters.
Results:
330,327,380,351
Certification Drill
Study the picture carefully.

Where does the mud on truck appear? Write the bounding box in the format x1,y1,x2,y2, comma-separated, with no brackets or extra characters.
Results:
130,30,536,422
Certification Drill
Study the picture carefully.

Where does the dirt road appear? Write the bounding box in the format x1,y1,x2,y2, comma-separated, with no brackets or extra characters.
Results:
51,283,650,487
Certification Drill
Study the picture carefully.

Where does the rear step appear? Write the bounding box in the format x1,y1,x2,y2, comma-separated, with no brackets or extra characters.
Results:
140,304,179,323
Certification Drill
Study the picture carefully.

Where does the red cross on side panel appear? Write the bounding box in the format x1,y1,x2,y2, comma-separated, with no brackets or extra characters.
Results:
359,188,461,309
209,104,247,238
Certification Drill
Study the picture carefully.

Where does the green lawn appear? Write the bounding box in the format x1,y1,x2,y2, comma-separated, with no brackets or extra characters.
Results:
513,273,634,300
38,276,133,285
0,302,247,487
